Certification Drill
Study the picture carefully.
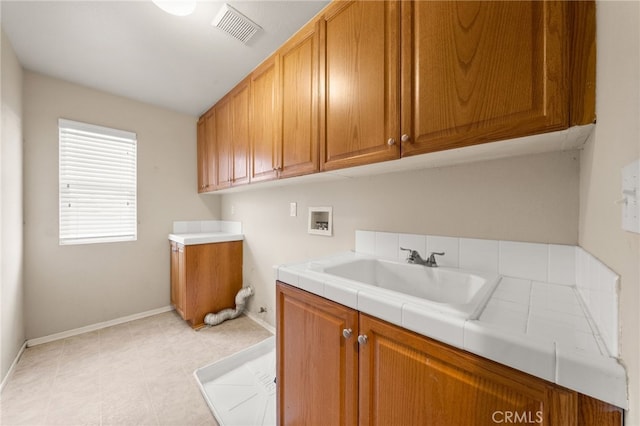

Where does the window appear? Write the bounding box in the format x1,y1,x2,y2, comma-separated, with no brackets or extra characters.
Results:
59,119,137,245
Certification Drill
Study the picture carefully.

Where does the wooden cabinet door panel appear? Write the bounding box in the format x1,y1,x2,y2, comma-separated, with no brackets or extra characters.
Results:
184,241,242,328
203,111,217,191
251,56,280,182
568,1,596,126
215,97,233,189
280,21,320,178
170,242,179,310
196,118,207,193
401,1,568,156
232,79,251,185
577,393,624,426
175,243,187,320
197,110,217,192
276,282,358,426
358,314,571,426
320,0,400,171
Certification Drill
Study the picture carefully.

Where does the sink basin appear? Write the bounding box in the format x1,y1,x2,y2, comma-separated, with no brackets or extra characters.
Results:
320,257,499,318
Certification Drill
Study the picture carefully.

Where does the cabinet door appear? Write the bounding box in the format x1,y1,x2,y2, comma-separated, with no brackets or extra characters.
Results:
183,241,242,329
250,55,280,182
170,242,179,307
568,1,596,126
203,111,217,191
197,111,217,192
319,0,400,172
279,20,320,179
232,78,251,186
196,118,207,193
174,243,187,320
214,97,233,189
276,282,358,426
358,314,576,426
401,1,568,156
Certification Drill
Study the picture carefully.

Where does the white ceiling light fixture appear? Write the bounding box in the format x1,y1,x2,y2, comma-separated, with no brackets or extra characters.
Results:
212,3,262,44
152,0,196,17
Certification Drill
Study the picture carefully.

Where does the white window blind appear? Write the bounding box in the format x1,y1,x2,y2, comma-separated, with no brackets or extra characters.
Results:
59,119,137,245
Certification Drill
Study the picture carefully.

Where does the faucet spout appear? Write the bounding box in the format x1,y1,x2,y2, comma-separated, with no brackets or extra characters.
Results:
425,252,445,267
400,248,445,267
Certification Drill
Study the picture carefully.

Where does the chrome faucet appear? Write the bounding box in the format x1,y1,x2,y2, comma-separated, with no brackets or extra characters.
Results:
400,248,445,267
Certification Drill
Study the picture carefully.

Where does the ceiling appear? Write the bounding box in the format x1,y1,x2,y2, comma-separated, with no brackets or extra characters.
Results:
1,0,329,116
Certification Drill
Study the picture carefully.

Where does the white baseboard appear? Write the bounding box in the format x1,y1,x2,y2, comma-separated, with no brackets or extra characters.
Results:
26,305,174,347
0,341,27,394
245,311,276,335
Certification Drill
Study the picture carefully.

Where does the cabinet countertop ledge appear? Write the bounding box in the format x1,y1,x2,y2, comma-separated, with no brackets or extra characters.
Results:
168,232,244,245
275,250,628,410
169,220,243,245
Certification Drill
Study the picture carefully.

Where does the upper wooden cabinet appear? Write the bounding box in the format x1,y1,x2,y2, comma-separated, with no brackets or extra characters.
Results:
232,78,251,186
568,0,596,126
210,78,251,190
279,20,320,178
197,0,595,191
196,117,207,193
214,95,233,189
250,55,281,183
197,110,216,193
319,0,401,171
401,1,570,156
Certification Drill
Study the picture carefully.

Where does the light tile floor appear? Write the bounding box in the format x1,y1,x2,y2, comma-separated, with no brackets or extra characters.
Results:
0,311,273,426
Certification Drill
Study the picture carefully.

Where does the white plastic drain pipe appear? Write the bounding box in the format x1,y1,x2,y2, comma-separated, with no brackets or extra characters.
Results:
204,286,254,326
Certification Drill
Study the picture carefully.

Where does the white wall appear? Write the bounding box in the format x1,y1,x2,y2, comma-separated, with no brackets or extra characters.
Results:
23,72,221,339
579,1,640,423
1,30,25,380
220,150,580,324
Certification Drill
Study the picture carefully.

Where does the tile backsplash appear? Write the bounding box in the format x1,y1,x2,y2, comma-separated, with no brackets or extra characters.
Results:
576,247,619,358
355,230,575,283
354,230,620,358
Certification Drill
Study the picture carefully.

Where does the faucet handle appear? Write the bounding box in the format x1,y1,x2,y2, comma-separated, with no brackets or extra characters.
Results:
400,247,417,262
426,252,445,267
400,247,417,256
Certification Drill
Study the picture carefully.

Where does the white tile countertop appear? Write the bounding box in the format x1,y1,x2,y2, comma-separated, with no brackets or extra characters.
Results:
275,234,628,410
169,232,244,245
168,220,243,245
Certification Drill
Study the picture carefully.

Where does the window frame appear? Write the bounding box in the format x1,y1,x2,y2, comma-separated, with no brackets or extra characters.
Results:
58,118,138,246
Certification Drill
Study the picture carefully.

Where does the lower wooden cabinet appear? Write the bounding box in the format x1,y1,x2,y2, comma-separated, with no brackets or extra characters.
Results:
276,281,622,426
170,241,186,318
170,241,242,329
359,314,567,426
276,281,358,425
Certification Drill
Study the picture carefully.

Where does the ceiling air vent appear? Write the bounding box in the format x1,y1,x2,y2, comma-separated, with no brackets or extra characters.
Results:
212,4,262,44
